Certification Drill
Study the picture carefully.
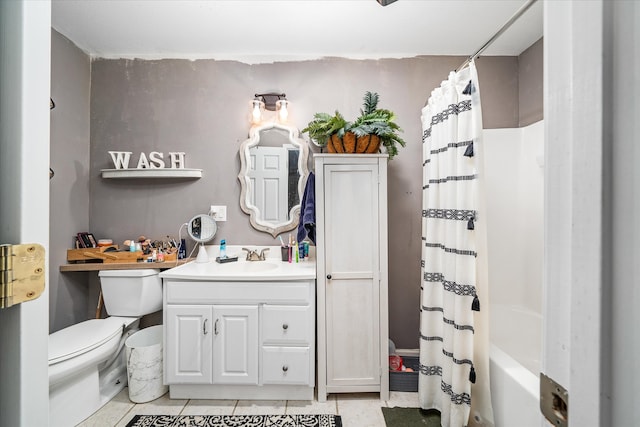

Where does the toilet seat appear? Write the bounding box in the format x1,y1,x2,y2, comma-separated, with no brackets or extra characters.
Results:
49,317,133,365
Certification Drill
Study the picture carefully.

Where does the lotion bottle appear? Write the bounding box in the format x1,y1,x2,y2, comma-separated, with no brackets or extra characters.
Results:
219,239,227,259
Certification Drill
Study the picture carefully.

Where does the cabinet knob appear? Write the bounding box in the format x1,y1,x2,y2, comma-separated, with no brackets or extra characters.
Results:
282,323,288,330
282,365,289,372
327,274,332,280
203,319,208,335
214,318,220,335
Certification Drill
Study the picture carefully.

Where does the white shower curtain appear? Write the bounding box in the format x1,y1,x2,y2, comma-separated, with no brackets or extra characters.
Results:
419,61,493,427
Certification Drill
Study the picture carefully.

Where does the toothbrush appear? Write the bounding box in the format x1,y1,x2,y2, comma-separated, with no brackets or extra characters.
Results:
279,236,285,247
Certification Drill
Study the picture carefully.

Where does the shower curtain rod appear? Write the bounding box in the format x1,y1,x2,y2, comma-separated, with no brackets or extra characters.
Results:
456,0,539,72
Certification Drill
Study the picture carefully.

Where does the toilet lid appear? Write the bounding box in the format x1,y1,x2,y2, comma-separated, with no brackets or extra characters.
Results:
49,317,127,365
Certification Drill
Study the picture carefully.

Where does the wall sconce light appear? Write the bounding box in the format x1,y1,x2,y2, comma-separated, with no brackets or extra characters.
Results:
255,93,286,111
251,92,288,124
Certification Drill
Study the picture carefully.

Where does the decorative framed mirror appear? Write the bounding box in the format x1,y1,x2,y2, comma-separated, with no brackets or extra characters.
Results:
238,122,309,237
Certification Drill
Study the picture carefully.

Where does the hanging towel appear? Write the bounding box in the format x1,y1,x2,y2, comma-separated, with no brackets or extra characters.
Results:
297,172,316,244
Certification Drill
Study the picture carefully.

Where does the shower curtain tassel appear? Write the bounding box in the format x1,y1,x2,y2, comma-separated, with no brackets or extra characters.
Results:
464,141,474,157
469,365,477,383
462,80,474,95
472,295,480,311
467,216,475,230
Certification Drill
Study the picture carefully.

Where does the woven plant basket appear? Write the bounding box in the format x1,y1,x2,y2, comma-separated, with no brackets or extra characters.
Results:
326,132,381,154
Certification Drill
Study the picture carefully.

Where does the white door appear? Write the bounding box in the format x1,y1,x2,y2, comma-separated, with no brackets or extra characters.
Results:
323,163,380,387
0,1,50,425
165,305,213,384
248,146,288,223
543,2,638,426
212,305,259,384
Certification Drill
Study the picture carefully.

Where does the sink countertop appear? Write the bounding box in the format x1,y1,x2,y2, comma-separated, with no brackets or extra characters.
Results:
159,245,316,281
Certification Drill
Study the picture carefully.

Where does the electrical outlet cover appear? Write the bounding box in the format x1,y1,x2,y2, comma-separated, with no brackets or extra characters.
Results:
210,205,227,221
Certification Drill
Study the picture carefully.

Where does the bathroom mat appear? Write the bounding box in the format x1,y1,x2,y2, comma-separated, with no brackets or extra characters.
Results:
125,413,342,427
381,407,441,427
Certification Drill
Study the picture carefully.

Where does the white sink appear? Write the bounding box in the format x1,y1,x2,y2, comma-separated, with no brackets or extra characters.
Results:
159,245,316,281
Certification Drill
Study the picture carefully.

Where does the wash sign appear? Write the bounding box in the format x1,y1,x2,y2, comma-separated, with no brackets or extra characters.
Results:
108,151,187,169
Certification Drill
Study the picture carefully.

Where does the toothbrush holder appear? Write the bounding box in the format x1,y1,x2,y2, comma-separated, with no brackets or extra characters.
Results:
280,246,289,262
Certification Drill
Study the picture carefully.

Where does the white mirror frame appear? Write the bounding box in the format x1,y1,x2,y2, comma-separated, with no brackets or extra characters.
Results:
238,122,309,238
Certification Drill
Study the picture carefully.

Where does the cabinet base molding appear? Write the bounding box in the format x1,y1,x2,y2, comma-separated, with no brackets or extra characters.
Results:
169,384,314,400
317,385,389,402
326,384,384,394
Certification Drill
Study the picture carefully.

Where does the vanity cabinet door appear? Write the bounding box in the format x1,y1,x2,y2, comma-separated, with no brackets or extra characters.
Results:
165,305,213,384
323,163,381,389
212,305,259,385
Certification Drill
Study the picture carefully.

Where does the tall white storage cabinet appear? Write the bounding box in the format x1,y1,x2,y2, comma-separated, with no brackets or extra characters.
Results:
315,154,389,402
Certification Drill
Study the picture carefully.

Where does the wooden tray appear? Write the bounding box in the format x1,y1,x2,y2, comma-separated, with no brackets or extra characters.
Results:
67,246,144,263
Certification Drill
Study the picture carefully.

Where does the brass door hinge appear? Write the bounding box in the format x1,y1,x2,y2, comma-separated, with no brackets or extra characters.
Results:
0,244,45,308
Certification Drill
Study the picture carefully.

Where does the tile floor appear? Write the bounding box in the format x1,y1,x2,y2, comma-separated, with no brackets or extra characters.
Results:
78,389,420,427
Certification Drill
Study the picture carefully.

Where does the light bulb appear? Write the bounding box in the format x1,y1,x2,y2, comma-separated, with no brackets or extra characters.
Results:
251,99,264,124
276,99,289,123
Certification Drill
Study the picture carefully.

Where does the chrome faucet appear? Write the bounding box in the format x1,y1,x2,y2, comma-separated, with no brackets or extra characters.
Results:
242,247,270,261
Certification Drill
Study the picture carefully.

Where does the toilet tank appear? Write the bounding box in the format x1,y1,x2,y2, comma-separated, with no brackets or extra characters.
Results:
98,269,162,316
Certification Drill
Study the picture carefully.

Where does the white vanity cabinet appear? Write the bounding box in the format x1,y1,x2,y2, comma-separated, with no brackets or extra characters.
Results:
165,304,259,385
162,278,315,400
315,154,389,401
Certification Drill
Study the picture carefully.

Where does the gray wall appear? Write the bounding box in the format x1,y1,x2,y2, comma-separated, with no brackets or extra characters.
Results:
88,55,521,348
50,30,91,333
49,34,543,345
608,2,638,422
518,37,544,126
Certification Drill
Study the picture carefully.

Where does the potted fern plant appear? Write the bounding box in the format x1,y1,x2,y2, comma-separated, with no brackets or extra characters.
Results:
302,91,406,160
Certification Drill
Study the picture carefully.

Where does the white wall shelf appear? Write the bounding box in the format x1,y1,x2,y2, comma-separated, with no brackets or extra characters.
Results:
101,168,202,179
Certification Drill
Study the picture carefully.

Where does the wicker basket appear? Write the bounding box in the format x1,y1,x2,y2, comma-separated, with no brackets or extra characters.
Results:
326,132,380,154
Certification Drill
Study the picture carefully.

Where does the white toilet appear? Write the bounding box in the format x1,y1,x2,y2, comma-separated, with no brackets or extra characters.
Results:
48,269,163,427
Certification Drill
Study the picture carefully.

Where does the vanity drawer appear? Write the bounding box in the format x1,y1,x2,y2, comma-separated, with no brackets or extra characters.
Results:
261,346,311,385
262,305,312,345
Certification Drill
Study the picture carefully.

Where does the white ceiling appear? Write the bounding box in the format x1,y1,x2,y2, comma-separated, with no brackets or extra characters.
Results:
52,0,543,64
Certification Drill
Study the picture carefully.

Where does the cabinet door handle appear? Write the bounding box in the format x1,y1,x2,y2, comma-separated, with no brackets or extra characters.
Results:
282,365,289,372
203,318,209,335
282,323,289,330
327,274,332,279
214,318,220,335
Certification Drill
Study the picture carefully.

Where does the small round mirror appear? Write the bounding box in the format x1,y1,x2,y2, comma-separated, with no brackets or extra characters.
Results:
187,214,217,262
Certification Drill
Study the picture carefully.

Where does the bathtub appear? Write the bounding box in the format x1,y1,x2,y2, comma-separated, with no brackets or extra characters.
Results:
489,304,543,427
